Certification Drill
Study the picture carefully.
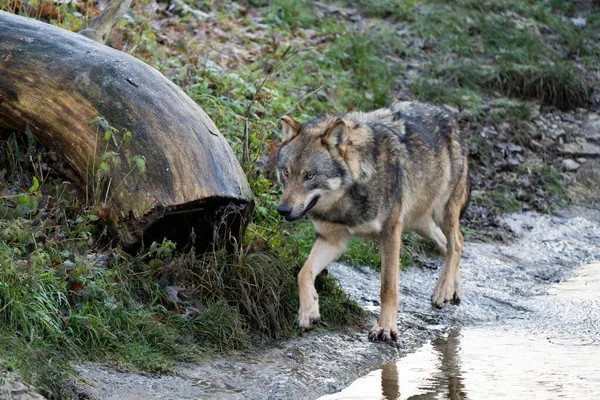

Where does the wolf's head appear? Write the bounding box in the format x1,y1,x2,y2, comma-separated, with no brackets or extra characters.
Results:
276,115,352,222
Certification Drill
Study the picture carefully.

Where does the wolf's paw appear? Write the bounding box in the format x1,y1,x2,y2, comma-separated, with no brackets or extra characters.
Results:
368,325,398,342
431,279,460,308
298,307,321,331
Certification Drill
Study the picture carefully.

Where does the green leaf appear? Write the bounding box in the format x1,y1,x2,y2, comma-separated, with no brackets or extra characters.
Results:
133,155,147,173
88,215,99,222
29,177,40,193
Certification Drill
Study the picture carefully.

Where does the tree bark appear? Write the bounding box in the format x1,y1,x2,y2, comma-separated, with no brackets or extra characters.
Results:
0,10,253,249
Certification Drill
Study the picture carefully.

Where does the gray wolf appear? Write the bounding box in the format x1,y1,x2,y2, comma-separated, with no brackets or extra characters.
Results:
276,102,470,342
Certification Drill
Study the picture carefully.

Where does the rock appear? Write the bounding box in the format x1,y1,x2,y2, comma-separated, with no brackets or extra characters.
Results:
407,60,421,69
166,286,181,303
571,17,586,27
495,143,522,153
523,122,539,138
530,104,541,119
507,143,522,152
561,159,580,172
0,379,45,400
84,252,109,267
313,2,358,17
481,126,498,137
562,112,576,123
530,139,543,150
406,69,420,80
559,140,600,157
581,114,600,142
538,23,552,34
540,138,555,148
577,158,587,164
443,104,459,114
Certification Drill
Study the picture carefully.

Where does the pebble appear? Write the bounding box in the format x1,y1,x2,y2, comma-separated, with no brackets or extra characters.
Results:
561,159,580,172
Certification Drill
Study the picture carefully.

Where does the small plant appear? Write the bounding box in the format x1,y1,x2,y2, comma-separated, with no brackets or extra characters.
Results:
87,117,146,212
265,0,315,29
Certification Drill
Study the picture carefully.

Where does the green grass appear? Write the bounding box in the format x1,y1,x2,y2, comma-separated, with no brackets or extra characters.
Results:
326,29,406,108
410,0,597,109
354,0,417,22
0,132,363,395
266,0,315,28
472,189,522,214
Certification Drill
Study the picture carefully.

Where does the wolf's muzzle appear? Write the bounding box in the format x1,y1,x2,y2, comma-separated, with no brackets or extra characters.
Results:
277,204,293,219
277,196,320,222
303,195,320,216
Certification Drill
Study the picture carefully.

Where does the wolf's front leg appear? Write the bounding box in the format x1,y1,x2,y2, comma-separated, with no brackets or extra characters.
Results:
298,234,348,330
369,221,402,342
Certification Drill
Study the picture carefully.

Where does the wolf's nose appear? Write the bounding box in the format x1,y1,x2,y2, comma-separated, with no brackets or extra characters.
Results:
277,204,292,217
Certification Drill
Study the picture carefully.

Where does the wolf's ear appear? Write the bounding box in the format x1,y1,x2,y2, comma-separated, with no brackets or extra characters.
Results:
322,120,348,157
280,115,301,142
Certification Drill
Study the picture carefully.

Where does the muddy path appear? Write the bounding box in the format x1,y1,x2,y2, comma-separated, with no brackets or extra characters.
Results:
76,206,600,399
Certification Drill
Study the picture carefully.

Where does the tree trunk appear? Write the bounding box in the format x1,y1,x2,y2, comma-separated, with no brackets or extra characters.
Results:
0,10,253,250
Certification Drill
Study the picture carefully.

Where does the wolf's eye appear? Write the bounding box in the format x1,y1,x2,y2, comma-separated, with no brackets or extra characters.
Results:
282,168,289,177
305,173,315,180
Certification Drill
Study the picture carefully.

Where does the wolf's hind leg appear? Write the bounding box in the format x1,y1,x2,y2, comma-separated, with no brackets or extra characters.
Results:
431,202,465,307
415,219,447,256
369,220,402,342
431,225,463,307
298,233,348,330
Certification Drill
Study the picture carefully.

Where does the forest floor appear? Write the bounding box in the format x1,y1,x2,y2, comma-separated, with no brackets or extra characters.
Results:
1,0,599,398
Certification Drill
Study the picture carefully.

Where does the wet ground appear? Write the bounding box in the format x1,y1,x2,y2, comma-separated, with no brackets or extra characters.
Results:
78,206,600,399
322,206,600,400
322,260,600,400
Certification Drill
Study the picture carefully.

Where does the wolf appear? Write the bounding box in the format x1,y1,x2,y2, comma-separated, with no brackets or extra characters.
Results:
276,102,470,342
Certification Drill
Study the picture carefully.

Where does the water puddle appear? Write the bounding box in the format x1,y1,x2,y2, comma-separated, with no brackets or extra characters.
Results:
322,261,600,400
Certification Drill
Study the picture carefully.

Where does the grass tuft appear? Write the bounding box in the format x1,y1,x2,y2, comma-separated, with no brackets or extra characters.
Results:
354,0,417,22
486,63,589,110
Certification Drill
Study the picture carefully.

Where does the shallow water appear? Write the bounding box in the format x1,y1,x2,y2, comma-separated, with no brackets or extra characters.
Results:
321,261,600,400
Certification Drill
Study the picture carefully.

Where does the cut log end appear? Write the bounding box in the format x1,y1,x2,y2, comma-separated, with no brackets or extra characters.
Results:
127,198,253,252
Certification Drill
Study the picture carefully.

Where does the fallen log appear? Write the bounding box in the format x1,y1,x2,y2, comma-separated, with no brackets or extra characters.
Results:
0,8,253,250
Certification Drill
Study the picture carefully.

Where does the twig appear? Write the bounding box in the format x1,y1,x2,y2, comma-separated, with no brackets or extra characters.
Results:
104,177,112,206
79,0,133,44
244,46,299,117
242,117,250,166
282,82,329,117
242,46,304,167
